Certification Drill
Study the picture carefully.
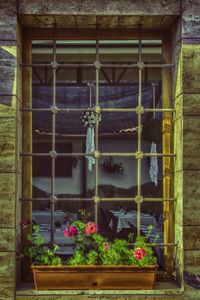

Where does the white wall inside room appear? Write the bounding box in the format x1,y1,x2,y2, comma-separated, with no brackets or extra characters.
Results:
33,140,83,195
33,139,162,195
87,139,162,190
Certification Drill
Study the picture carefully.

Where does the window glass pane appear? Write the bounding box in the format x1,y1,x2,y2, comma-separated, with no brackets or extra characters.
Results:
32,40,53,63
99,112,138,152
99,156,137,198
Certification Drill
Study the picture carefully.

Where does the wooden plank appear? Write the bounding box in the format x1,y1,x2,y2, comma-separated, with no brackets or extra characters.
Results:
162,36,174,275
23,28,165,41
21,36,32,280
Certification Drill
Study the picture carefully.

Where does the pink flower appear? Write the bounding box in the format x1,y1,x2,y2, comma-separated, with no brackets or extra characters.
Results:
84,222,98,235
103,241,110,250
20,219,31,229
63,225,78,238
133,248,147,260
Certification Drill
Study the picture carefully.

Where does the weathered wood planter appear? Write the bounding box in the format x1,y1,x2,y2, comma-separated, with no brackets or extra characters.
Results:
32,265,157,290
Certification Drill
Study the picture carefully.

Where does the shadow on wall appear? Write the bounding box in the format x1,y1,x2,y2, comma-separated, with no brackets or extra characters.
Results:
0,47,16,105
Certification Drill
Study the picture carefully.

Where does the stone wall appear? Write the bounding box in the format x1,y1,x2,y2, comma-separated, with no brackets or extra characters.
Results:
0,1,22,300
0,0,200,299
175,1,200,297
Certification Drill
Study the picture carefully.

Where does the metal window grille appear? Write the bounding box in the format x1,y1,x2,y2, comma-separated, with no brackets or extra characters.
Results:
20,26,176,251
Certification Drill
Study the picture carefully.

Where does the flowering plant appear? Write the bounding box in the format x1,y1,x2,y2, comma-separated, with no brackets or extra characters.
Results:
64,219,159,266
22,215,158,267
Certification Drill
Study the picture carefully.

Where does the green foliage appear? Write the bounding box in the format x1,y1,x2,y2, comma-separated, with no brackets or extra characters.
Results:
67,218,158,267
24,225,62,266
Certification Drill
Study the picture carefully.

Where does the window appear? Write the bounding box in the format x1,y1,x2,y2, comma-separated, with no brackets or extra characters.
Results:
21,27,174,278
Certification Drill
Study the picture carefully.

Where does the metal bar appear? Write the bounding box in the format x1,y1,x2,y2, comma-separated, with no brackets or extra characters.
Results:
67,63,174,69
101,198,136,201
127,243,177,247
137,26,142,237
101,63,138,68
145,108,174,112
101,63,174,69
20,197,176,202
101,153,136,157
43,242,177,247
94,25,100,224
21,108,94,112
21,63,51,67
21,62,174,69
50,25,57,246
21,107,175,113
144,63,174,68
21,153,93,157
21,63,94,68
20,152,176,158
143,153,176,157
143,198,176,202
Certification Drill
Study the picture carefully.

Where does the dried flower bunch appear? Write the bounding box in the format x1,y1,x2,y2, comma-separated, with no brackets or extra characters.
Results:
80,110,101,128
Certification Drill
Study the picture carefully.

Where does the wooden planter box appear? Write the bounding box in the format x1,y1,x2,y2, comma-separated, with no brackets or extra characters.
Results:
32,265,157,290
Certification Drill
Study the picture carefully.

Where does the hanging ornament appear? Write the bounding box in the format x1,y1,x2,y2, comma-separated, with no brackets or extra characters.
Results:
149,82,159,186
81,110,101,128
80,82,101,171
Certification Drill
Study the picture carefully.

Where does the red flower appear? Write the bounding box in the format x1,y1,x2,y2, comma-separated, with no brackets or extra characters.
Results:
63,225,78,238
103,241,110,250
133,248,147,260
20,219,31,229
85,222,98,235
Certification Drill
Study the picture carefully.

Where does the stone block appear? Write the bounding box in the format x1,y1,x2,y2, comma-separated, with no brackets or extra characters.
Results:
0,252,15,299
184,250,200,273
183,116,200,156
174,171,183,225
0,95,18,119
0,229,15,251
182,0,200,16
183,171,200,226
0,1,17,41
182,16,200,39
0,173,16,228
182,44,200,94
183,226,200,250
0,66,17,97
182,0,200,39
182,93,200,116
0,117,17,173
183,156,200,171
18,0,180,15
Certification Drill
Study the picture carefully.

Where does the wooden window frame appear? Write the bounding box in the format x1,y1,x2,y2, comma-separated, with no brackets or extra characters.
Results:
21,28,174,280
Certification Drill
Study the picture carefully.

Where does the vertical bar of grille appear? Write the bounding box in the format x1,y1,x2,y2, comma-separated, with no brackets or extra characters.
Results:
95,25,100,223
137,28,142,237
51,26,57,246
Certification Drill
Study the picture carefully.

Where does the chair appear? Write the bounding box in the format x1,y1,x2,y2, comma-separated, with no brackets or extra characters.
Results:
116,222,137,241
98,207,117,241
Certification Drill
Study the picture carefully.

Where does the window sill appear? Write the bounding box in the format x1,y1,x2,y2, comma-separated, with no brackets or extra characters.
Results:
16,281,183,297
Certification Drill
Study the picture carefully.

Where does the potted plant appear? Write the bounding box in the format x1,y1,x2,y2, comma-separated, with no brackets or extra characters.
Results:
24,215,159,290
